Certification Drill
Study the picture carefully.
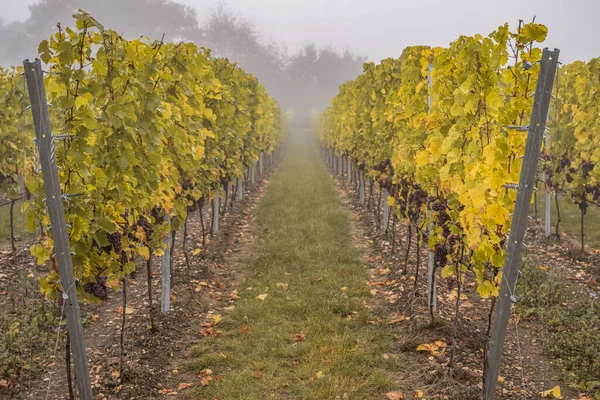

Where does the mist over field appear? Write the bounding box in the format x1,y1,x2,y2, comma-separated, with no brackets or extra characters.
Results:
1,0,599,122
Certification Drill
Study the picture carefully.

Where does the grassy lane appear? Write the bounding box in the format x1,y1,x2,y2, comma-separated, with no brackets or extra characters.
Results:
185,134,400,399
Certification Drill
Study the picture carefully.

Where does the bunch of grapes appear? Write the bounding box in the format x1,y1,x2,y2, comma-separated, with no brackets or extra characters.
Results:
375,159,390,173
586,184,600,201
83,276,108,301
107,231,122,254
434,243,449,268
151,206,165,225
558,156,571,171
137,215,153,238
380,176,392,191
581,161,595,177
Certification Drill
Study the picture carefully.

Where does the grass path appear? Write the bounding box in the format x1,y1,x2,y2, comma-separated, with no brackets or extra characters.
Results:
185,134,400,399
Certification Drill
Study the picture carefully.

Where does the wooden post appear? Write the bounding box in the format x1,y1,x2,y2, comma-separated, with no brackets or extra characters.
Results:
24,58,93,400
482,48,559,400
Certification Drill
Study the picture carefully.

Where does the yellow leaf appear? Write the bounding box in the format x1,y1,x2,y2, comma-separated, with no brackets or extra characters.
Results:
477,280,499,299
138,246,150,261
540,386,562,399
414,389,424,398
257,293,268,301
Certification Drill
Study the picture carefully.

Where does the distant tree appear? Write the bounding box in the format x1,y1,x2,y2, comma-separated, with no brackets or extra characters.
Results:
0,0,198,66
0,0,365,124
286,44,366,125
193,3,288,104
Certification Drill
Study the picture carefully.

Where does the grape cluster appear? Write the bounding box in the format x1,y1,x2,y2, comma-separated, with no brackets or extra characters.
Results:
434,244,449,268
408,188,427,209
380,176,392,191
375,159,390,173
581,161,595,177
585,184,600,202
107,231,122,254
83,276,108,301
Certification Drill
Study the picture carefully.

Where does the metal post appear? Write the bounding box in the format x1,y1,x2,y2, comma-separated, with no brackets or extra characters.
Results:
212,187,220,234
259,152,264,176
347,157,351,183
427,244,437,312
161,215,172,313
338,156,343,177
237,177,243,201
359,172,366,203
482,48,559,400
251,163,256,184
382,188,389,232
23,58,93,400
426,62,437,314
544,130,552,238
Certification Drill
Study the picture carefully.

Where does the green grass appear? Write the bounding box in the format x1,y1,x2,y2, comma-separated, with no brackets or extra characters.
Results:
185,133,401,399
533,190,600,249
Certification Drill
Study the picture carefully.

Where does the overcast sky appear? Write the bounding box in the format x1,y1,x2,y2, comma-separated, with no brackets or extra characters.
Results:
2,0,599,63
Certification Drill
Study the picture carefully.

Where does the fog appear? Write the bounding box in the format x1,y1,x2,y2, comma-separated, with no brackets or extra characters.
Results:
2,0,599,124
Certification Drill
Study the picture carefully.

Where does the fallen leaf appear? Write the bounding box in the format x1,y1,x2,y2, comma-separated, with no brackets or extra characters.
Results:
276,282,289,290
416,340,447,356
115,306,134,315
91,314,100,321
252,371,263,379
315,371,324,379
293,332,306,342
540,385,562,398
386,391,404,400
200,376,212,386
414,389,424,398
239,324,252,334
177,383,194,391
585,279,597,286
389,316,406,324
257,293,268,301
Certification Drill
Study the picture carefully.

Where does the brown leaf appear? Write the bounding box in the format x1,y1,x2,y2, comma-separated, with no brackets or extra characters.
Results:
585,279,597,286
252,371,263,379
200,376,212,386
293,332,306,342
276,282,289,290
386,391,404,400
91,314,100,321
389,316,406,324
239,324,252,334
177,383,194,391
115,306,134,315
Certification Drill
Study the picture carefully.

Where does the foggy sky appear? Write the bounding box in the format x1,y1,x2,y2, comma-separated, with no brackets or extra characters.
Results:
2,0,599,64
